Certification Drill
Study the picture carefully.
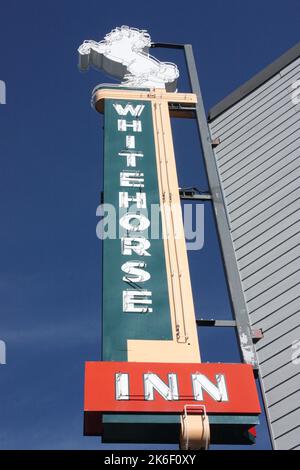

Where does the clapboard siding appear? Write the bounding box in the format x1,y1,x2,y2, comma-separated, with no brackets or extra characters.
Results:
208,56,300,449
256,312,300,349
272,409,300,438
218,105,296,160
263,363,299,391
253,300,300,330
237,219,300,269
235,210,300,256
234,206,300,250
267,391,300,421
242,244,300,289
275,427,300,450
224,140,300,193
217,111,299,165
222,124,300,185
226,152,300,204
227,159,300,208
266,374,300,405
210,57,300,132
257,327,300,363
260,348,296,377
250,285,300,326
239,237,300,281
230,190,300,239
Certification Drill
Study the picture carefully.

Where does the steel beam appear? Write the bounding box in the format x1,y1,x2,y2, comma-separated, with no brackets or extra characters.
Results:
196,319,237,327
183,44,258,368
151,41,258,367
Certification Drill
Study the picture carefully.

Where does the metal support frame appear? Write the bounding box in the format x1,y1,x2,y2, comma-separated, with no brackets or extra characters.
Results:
196,319,237,327
179,187,212,201
180,405,210,450
196,319,263,344
151,42,258,368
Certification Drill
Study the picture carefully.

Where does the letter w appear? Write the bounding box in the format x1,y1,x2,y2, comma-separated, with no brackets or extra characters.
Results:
113,103,145,116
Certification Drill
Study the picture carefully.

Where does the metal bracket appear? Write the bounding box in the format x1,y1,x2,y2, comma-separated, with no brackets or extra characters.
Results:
151,42,185,50
183,44,259,368
252,328,264,344
179,187,212,201
196,318,237,327
180,405,210,450
168,102,196,118
151,41,259,368
196,319,264,346
211,137,221,148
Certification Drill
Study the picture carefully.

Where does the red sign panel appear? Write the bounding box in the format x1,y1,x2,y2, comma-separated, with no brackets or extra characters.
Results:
84,362,261,415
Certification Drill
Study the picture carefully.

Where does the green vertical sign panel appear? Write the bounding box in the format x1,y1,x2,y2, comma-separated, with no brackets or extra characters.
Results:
102,99,172,361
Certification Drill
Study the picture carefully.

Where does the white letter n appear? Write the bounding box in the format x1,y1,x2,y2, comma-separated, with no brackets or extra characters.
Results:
192,374,228,402
144,373,179,401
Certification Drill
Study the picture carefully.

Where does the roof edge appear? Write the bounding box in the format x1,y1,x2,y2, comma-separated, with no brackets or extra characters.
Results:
208,42,300,122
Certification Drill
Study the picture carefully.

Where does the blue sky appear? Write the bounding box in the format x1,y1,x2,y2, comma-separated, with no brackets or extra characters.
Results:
0,0,299,450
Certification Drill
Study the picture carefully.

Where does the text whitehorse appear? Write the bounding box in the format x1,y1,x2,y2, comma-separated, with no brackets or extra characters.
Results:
114,102,154,314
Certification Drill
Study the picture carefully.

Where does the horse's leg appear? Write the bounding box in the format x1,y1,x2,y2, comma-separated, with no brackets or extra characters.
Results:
78,41,107,71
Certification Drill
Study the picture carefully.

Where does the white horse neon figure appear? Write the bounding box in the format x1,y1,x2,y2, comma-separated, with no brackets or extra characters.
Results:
78,26,179,92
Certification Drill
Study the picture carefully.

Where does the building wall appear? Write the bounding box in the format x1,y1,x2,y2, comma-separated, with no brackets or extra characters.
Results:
208,57,300,449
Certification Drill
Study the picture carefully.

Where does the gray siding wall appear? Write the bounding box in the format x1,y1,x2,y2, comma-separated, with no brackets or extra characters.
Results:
209,57,300,450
